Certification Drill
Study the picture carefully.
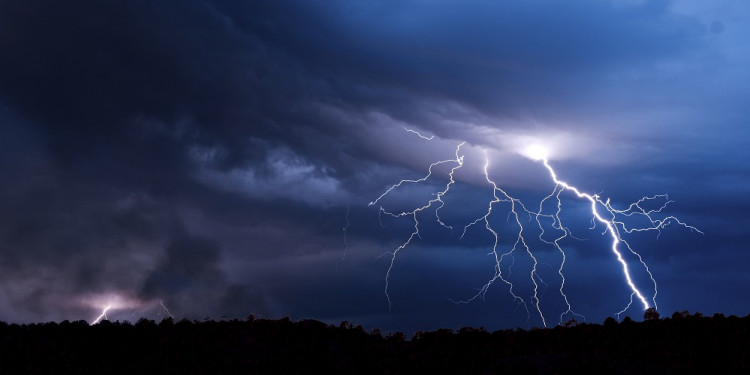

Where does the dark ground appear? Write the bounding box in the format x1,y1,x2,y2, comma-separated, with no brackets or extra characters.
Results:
1,311,748,374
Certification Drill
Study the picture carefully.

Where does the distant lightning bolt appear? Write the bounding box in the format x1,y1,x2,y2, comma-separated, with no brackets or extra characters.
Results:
85,294,178,324
372,132,700,325
160,300,174,319
337,204,351,266
92,304,112,324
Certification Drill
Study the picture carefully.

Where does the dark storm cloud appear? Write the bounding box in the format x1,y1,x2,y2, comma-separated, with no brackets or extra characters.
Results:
0,0,748,330
141,235,268,319
223,0,702,109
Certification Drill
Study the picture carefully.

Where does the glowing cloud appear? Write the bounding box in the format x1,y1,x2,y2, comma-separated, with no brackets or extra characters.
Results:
522,144,550,161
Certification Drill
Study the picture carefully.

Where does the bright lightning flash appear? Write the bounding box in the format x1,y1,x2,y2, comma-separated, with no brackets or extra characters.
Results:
84,294,174,324
92,304,112,324
522,144,549,161
529,145,702,313
371,135,701,326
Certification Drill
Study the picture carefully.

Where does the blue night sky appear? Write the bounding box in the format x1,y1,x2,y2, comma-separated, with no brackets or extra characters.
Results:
0,0,748,333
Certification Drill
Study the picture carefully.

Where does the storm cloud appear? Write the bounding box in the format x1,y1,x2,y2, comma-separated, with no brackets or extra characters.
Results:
0,0,748,332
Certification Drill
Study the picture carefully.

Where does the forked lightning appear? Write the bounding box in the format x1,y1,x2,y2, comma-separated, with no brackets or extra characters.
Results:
371,134,701,326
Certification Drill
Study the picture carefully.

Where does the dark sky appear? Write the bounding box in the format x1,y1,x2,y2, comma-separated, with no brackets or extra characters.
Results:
1,0,748,333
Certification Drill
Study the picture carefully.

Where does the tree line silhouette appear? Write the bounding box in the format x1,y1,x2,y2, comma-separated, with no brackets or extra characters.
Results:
1,310,748,373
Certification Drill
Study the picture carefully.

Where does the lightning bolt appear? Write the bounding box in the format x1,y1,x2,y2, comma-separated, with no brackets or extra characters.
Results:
337,204,351,266
369,142,465,310
535,179,586,324
159,300,174,319
457,155,545,326
404,127,435,140
92,304,112,324
537,156,701,315
85,294,178,324
371,133,701,326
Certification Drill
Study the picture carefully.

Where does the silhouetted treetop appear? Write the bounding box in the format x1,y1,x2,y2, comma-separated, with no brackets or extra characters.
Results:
0,311,749,373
